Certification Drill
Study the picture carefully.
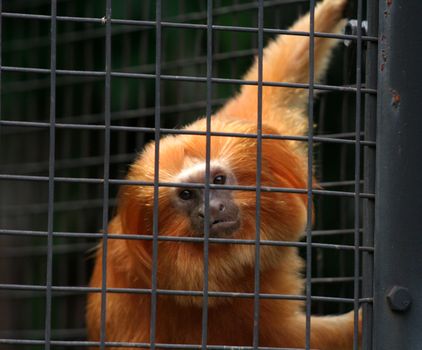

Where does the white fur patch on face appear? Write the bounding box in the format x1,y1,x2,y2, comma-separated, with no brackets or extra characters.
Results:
175,160,229,184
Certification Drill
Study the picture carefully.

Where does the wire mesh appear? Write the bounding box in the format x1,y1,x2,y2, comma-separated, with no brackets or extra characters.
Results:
0,0,377,349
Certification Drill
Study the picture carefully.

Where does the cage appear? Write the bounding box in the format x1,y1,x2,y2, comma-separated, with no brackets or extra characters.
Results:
0,0,420,349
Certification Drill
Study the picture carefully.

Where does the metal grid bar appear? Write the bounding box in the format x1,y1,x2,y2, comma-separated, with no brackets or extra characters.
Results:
0,229,374,251
0,157,368,177
0,283,373,304
314,83,327,316
252,0,264,347
0,0,316,27
0,11,378,42
353,0,364,349
305,1,316,348
149,0,161,349
0,122,378,146
201,0,213,348
0,338,340,350
0,66,378,94
0,73,366,99
362,0,378,348
44,1,57,349
0,175,377,200
99,0,112,349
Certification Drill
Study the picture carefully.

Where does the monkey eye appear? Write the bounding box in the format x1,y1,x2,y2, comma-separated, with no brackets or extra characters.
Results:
179,189,194,201
213,175,226,185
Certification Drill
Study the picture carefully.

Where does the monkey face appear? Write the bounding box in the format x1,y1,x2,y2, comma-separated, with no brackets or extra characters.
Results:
172,162,241,238
118,121,309,302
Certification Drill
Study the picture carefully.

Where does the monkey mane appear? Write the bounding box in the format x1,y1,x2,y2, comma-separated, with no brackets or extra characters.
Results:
106,117,309,304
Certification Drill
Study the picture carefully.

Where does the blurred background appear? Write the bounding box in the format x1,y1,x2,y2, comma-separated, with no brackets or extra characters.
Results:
0,0,367,348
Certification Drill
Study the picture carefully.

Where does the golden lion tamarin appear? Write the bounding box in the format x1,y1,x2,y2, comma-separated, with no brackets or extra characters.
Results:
87,0,360,349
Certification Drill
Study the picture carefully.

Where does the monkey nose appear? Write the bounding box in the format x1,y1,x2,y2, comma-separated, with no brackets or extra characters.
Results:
210,200,225,214
198,201,225,218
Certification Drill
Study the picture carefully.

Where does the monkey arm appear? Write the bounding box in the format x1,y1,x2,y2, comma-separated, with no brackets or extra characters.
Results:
245,0,348,92
218,0,347,136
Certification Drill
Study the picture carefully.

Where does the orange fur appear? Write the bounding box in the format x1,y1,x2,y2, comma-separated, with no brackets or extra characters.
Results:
87,0,360,349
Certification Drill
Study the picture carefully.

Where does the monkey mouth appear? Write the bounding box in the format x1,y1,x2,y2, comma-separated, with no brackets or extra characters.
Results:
209,219,240,236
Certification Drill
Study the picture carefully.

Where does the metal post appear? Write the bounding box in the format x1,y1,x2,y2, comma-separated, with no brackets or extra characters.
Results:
374,0,422,348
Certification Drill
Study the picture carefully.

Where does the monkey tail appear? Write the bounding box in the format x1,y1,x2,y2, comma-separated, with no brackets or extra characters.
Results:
218,0,347,136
